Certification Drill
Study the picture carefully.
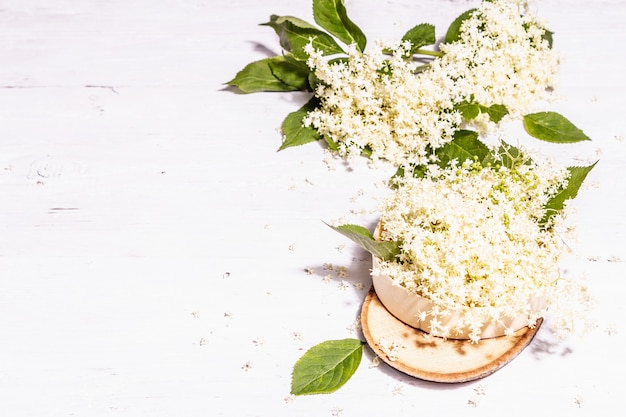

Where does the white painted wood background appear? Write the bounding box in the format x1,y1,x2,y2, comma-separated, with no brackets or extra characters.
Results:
1,0,625,415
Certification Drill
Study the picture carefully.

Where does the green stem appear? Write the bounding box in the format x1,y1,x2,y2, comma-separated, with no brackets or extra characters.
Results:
414,49,444,58
414,63,432,73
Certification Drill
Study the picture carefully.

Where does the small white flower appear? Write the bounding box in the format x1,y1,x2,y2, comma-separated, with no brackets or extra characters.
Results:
338,280,351,290
377,337,405,361
467,398,480,408
291,331,303,341
335,266,348,278
369,356,381,368
346,319,362,334
474,384,487,396
331,407,344,417
574,393,585,408
391,384,405,396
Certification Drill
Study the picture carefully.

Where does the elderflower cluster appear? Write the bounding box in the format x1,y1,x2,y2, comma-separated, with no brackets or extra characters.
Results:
374,152,585,341
303,0,558,167
304,41,459,167
437,0,559,119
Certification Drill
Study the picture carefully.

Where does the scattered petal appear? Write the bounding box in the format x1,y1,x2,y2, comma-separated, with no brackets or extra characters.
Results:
331,407,344,417
369,356,381,368
338,280,351,290
377,337,404,362
574,393,585,408
391,384,405,396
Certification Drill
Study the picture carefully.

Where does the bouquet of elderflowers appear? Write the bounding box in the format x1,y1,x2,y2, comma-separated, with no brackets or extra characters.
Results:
303,0,559,167
228,0,596,396
228,0,586,169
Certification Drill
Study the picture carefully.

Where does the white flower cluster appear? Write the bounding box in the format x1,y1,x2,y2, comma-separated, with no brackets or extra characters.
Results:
303,0,558,167
305,41,460,167
374,154,582,341
438,0,559,118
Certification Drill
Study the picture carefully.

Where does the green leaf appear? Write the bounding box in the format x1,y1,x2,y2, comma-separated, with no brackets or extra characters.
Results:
268,54,312,91
523,112,591,143
326,223,401,261
279,97,322,150
398,130,490,180
291,339,363,396
308,70,321,91
400,139,528,181
226,57,301,93
313,0,367,52
395,163,428,180
401,23,436,54
437,130,490,167
456,99,508,123
323,134,339,151
457,102,480,121
267,14,319,30
542,28,554,48
541,162,597,227
482,141,528,169
262,15,345,60
444,8,476,44
481,103,509,123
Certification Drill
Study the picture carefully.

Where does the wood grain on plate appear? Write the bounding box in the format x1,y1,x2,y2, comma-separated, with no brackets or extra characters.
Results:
361,288,542,383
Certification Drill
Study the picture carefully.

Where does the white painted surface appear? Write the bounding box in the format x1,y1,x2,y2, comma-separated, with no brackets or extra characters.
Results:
0,0,625,415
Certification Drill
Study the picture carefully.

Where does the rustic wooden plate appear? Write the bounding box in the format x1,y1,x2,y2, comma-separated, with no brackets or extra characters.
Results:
361,287,542,383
